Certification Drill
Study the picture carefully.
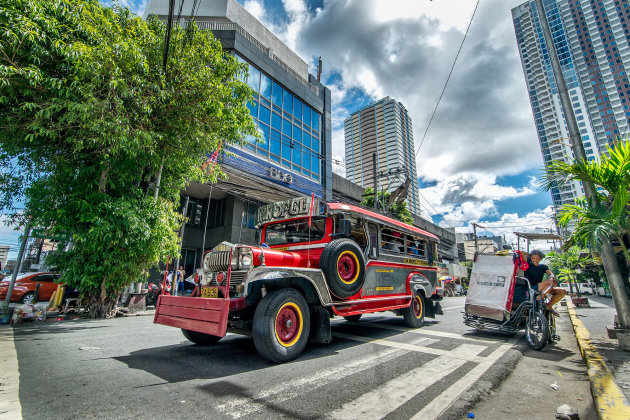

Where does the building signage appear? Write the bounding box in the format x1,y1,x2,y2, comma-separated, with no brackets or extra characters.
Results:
267,167,293,184
255,196,323,226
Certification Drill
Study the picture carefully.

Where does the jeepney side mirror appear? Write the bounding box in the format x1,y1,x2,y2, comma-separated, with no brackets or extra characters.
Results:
255,229,261,245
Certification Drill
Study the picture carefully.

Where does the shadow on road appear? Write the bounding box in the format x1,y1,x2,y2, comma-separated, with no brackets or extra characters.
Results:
113,320,428,383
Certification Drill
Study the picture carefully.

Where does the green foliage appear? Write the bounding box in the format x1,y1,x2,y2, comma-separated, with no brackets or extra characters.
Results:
362,187,414,225
546,246,593,295
0,0,257,316
541,141,630,262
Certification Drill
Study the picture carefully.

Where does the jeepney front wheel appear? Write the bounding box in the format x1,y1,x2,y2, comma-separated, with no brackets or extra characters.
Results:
320,239,366,299
253,288,311,363
181,329,223,345
402,291,425,328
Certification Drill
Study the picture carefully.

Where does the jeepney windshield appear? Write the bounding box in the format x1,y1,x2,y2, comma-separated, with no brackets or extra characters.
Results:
264,217,326,246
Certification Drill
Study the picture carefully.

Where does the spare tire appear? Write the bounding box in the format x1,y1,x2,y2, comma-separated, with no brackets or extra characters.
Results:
320,239,366,298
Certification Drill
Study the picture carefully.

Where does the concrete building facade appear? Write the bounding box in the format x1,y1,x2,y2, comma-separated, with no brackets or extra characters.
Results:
512,0,630,209
145,0,331,276
344,97,421,216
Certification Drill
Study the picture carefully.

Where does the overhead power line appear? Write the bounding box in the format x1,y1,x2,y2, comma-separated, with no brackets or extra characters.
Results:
414,0,480,158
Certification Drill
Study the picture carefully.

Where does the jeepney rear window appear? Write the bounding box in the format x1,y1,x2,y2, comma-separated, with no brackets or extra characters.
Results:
264,217,326,246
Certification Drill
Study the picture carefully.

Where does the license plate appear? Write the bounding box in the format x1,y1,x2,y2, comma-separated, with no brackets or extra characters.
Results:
201,286,219,298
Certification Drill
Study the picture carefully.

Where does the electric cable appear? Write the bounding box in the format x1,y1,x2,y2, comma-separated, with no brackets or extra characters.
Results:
414,0,480,158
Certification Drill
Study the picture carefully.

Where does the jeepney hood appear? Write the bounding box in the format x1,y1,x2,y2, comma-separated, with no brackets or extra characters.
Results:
203,242,314,271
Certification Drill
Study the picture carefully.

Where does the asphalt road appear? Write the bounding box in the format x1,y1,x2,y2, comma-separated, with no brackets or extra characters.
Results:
12,297,522,420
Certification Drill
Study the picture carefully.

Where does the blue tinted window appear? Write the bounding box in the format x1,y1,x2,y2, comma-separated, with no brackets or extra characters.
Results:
283,90,293,114
312,112,320,132
312,135,319,153
302,130,310,149
302,151,311,170
311,156,320,175
293,124,301,143
282,118,291,136
248,65,260,94
259,105,270,125
303,105,311,127
245,134,256,151
292,143,301,166
260,73,271,101
247,100,258,118
293,98,303,121
270,129,281,157
271,112,282,131
259,123,269,150
281,135,292,161
272,82,282,109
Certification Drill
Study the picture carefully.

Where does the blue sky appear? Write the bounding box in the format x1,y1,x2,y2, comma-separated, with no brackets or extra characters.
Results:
3,0,560,258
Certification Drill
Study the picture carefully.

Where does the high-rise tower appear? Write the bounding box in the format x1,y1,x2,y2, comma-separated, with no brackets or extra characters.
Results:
513,0,630,208
344,97,420,216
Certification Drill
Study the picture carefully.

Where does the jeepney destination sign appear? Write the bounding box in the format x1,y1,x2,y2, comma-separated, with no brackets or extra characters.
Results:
255,197,322,226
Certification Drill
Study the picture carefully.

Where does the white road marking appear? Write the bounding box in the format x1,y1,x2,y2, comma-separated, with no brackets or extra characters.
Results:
0,326,22,420
327,344,486,420
216,336,438,419
411,334,521,419
332,332,485,363
345,321,500,345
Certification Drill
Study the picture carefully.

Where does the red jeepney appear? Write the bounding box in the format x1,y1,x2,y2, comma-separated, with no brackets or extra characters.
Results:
154,197,443,362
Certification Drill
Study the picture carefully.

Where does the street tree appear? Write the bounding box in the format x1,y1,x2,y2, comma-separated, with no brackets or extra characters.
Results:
0,0,257,317
541,141,630,322
362,187,414,225
546,246,593,297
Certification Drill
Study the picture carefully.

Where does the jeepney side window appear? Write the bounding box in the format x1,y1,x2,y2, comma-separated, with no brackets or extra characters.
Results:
406,235,420,256
348,216,367,249
368,223,379,258
381,229,404,254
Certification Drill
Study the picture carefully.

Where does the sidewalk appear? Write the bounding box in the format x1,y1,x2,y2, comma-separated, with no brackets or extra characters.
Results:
470,303,597,419
567,295,630,419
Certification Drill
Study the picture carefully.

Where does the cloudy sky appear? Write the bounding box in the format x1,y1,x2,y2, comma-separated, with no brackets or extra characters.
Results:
229,0,559,249
4,0,560,258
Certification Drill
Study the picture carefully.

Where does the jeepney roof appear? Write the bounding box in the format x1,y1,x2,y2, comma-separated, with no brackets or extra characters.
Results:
327,202,439,242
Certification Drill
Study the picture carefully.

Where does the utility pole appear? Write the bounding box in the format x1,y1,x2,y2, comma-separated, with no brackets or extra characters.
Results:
471,223,482,253
171,196,190,297
1,219,32,316
372,153,378,211
534,0,630,331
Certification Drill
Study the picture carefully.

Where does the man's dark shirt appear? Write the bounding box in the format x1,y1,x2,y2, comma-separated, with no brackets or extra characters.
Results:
524,262,549,288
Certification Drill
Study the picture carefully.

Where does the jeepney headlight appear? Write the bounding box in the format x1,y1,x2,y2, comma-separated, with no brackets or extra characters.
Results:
238,248,253,269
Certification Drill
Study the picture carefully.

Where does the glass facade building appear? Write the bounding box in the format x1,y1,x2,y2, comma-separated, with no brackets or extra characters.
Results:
239,57,322,183
513,0,630,209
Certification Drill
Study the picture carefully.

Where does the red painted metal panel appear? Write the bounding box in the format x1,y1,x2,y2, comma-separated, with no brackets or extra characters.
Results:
154,295,229,337
331,295,412,316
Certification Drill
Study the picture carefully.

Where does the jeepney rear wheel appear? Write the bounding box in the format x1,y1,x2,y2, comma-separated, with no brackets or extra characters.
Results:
320,239,366,299
181,329,223,345
402,291,425,328
343,314,362,322
253,288,310,363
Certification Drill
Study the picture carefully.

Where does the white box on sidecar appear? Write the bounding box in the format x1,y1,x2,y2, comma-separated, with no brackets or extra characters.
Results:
465,254,519,322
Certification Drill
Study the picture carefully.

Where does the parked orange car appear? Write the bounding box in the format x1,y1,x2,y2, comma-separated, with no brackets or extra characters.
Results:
0,272,62,304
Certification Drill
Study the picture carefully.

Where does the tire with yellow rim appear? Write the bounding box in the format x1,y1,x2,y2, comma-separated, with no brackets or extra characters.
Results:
402,289,425,328
320,239,366,299
253,288,311,363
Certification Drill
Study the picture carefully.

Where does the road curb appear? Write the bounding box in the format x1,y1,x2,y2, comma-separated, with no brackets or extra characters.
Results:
565,297,630,419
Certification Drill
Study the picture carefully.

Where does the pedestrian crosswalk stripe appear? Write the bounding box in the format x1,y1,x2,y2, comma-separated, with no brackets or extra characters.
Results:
327,344,486,420
215,336,438,418
354,320,500,344
332,332,486,363
411,335,520,419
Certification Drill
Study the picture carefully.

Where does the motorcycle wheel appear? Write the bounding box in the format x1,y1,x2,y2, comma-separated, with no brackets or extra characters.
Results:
526,309,550,351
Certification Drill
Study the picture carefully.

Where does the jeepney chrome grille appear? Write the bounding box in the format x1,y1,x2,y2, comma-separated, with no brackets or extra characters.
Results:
208,270,247,289
207,251,231,271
